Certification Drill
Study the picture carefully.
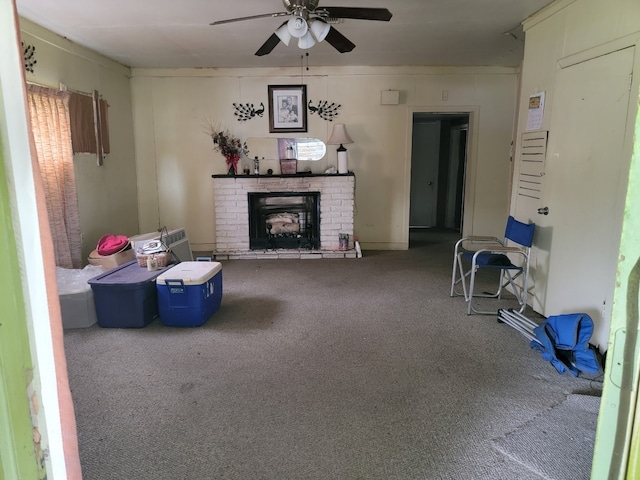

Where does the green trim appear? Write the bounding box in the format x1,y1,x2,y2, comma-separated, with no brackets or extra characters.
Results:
624,99,640,479
591,86,640,478
0,138,40,478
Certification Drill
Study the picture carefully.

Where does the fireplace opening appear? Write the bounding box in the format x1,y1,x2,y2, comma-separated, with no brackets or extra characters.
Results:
248,192,320,250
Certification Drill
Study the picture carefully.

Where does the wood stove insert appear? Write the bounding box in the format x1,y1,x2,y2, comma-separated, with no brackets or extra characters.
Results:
248,192,320,250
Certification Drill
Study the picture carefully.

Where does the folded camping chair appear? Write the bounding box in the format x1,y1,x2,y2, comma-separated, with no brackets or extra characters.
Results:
497,309,602,376
450,216,535,315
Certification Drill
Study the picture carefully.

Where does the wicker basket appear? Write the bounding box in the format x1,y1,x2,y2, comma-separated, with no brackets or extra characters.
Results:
136,251,170,268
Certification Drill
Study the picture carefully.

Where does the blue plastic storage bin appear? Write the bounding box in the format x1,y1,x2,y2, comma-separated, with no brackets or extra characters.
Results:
88,260,171,328
156,261,223,327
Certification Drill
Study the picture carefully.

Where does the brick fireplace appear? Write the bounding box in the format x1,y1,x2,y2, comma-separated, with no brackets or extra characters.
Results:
212,173,355,259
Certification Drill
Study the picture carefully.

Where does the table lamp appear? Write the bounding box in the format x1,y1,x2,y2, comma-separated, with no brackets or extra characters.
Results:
327,124,354,174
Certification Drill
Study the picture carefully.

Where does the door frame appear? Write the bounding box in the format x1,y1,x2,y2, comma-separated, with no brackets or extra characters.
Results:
404,106,479,241
1,1,81,477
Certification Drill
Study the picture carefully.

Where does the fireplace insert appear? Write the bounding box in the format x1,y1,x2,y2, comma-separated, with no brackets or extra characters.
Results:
248,192,320,250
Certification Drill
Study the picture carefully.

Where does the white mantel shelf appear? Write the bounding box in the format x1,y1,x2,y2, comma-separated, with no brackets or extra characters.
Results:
212,173,356,259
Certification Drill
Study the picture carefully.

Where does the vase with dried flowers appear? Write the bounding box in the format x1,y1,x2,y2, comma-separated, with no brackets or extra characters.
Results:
204,120,248,175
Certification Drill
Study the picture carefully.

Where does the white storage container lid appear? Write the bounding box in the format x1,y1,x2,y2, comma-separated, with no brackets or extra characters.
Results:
156,261,222,285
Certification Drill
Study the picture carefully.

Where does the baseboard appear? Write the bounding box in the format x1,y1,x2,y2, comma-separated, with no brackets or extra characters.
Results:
360,242,408,251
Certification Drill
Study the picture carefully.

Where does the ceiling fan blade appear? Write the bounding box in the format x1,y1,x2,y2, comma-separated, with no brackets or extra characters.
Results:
210,12,289,26
255,33,282,56
320,7,392,21
325,27,355,53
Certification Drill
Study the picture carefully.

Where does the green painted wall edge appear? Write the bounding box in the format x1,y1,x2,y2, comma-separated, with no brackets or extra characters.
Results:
591,85,640,478
623,91,640,479
0,138,40,479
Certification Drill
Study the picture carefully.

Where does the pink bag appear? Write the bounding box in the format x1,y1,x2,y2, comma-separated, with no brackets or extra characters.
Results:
97,234,129,256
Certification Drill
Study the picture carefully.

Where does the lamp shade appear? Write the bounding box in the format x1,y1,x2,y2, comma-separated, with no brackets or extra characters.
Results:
309,19,330,42
287,16,308,38
327,124,354,146
298,31,316,49
275,22,292,46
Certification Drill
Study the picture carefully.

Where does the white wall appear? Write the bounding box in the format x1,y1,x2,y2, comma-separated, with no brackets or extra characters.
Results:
131,66,519,251
513,0,640,222
511,0,640,349
20,18,139,261
18,16,521,253
18,16,520,254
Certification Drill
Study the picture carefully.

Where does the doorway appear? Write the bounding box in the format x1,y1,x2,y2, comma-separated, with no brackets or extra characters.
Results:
409,113,469,247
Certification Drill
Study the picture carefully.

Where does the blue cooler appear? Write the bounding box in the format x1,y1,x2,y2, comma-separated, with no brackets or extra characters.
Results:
156,261,223,327
88,260,171,328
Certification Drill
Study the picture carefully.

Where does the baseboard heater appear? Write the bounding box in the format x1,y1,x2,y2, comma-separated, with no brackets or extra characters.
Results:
129,227,193,262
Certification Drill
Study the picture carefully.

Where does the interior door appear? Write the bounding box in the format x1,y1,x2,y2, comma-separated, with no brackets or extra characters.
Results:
535,47,634,349
409,121,440,227
445,125,467,230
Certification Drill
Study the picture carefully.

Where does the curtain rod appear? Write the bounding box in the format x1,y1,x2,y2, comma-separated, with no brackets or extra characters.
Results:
26,80,93,97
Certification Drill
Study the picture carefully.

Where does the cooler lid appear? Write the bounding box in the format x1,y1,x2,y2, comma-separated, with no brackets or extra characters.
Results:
88,260,170,286
156,261,222,285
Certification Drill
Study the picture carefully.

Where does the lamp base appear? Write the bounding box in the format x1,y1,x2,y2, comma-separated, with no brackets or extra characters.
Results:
337,150,348,174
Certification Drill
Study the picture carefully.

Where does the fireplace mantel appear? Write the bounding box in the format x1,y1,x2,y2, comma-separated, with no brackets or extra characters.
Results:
211,172,355,179
212,173,355,259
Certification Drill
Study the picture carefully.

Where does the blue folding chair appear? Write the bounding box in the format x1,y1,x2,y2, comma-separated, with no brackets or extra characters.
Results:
450,216,535,315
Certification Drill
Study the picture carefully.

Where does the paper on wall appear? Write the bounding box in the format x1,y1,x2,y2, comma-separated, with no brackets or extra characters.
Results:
526,91,546,131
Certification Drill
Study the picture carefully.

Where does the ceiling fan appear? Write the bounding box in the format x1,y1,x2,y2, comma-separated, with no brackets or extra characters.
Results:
210,0,392,56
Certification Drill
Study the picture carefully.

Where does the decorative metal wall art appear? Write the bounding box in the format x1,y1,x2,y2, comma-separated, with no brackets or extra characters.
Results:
308,100,341,122
233,102,264,121
22,42,37,73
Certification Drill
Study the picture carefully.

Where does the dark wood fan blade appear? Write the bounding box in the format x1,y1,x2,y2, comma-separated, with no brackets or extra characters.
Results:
255,33,281,56
321,7,392,21
325,27,355,53
210,12,289,26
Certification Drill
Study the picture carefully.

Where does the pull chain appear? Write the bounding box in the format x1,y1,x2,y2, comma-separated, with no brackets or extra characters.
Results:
300,53,309,84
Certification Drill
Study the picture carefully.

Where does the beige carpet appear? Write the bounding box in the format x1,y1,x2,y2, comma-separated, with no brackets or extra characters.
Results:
493,394,600,480
64,230,603,479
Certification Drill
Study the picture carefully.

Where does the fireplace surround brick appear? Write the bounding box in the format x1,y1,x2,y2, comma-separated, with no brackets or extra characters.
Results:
212,173,355,259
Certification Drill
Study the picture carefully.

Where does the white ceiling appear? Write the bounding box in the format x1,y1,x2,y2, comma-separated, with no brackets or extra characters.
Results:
16,0,553,69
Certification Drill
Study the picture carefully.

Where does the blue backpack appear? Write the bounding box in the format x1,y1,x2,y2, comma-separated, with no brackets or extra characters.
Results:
530,313,602,376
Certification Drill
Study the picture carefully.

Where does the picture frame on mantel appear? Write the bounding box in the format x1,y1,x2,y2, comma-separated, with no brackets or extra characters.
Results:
268,84,307,133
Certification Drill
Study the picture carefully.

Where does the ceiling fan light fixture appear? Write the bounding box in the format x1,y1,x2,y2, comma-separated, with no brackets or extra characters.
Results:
213,3,393,57
287,16,308,38
309,18,330,42
275,22,292,45
298,31,316,49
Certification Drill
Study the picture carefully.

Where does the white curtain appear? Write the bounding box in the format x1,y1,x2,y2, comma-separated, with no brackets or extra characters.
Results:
27,84,82,269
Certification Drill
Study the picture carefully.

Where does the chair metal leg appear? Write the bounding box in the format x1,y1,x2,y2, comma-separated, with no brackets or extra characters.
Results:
450,250,460,297
466,266,529,315
459,254,470,300
453,218,535,316
467,266,476,314
452,245,532,316
498,309,541,343
451,252,472,299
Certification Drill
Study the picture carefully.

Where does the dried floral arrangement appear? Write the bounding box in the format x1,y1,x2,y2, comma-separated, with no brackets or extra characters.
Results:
204,119,248,174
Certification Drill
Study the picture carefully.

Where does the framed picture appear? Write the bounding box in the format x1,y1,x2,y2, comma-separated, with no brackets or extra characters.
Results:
268,84,307,133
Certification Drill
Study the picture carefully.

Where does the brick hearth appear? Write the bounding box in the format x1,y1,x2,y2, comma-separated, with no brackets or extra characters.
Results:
212,173,355,259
